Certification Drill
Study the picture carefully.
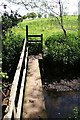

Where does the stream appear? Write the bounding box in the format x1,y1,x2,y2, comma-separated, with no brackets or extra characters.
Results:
0,91,2,119
43,89,80,119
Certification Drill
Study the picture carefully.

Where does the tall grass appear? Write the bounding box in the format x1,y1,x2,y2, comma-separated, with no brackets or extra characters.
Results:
12,15,78,40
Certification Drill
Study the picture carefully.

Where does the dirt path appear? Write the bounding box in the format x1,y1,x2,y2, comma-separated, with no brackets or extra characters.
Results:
22,55,47,119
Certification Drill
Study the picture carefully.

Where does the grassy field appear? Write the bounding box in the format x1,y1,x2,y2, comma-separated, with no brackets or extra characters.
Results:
12,15,78,40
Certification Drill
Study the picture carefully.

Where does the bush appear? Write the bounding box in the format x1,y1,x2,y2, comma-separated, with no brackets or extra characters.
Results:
2,31,23,82
68,107,80,120
2,10,23,36
44,33,80,65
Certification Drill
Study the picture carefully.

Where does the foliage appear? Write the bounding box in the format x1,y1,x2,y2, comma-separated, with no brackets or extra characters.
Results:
2,10,23,36
27,12,37,19
2,31,23,82
68,107,80,120
44,33,80,65
1,6,24,82
38,13,42,18
2,15,78,81
22,15,27,19
0,67,8,79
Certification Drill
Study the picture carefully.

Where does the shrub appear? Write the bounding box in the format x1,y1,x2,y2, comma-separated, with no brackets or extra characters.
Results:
2,31,23,82
44,33,80,65
68,107,80,120
2,10,23,36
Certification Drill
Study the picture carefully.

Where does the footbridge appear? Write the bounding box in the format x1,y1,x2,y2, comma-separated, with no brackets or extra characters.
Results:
3,26,47,119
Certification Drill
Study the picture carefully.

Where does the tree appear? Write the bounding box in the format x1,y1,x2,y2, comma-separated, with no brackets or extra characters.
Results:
38,13,42,18
58,0,67,37
22,15,27,19
2,4,23,81
27,12,37,19
2,5,23,36
39,0,67,37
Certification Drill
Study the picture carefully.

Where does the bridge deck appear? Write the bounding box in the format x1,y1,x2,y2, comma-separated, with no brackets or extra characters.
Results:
22,54,47,119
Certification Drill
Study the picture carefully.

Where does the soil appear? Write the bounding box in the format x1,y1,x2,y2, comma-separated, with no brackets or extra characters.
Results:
43,78,80,91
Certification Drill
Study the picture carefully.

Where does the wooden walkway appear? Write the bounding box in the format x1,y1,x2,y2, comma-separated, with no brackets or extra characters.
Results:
22,55,47,119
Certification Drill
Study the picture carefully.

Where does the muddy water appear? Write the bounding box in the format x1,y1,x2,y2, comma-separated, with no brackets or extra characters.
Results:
43,89,80,119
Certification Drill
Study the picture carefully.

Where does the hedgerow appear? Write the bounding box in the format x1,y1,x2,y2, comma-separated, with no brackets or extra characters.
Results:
44,33,80,65
2,31,23,82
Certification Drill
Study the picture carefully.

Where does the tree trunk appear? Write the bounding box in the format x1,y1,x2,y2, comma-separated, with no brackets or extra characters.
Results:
59,0,67,38
61,24,67,37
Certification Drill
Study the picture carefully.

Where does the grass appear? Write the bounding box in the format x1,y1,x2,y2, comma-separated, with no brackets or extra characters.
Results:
12,15,78,40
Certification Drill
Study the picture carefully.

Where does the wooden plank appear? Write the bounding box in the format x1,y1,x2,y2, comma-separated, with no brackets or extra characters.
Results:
3,38,27,120
22,55,47,119
28,40,41,43
28,35,42,37
16,47,28,119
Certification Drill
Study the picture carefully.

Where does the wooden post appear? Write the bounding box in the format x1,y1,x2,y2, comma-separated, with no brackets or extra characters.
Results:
41,34,43,55
26,25,28,43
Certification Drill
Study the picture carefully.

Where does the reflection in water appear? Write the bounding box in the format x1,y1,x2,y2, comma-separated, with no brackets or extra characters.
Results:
43,89,80,118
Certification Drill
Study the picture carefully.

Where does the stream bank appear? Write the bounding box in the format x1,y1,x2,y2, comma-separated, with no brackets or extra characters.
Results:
39,59,80,119
43,78,80,92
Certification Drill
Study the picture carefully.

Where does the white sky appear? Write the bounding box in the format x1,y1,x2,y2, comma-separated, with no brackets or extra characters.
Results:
0,0,79,15
66,0,78,14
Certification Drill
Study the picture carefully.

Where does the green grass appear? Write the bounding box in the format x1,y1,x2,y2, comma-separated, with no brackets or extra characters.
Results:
12,15,78,40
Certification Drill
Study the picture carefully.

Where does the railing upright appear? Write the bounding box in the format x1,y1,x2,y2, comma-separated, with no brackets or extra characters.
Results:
41,34,43,54
26,25,28,43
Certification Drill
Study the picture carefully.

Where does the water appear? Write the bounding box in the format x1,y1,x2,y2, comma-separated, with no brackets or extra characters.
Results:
0,91,2,119
43,89,80,119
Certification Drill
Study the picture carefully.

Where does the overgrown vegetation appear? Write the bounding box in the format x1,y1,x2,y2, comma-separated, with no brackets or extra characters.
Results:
2,10,22,37
2,31,23,82
42,32,80,81
2,15,79,82
1,1,79,118
68,107,80,120
2,9,24,83
44,33,80,65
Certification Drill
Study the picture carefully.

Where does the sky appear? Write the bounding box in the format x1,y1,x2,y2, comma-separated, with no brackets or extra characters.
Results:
0,0,79,16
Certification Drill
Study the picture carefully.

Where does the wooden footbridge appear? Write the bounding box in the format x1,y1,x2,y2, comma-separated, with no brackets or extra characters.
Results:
3,26,47,119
